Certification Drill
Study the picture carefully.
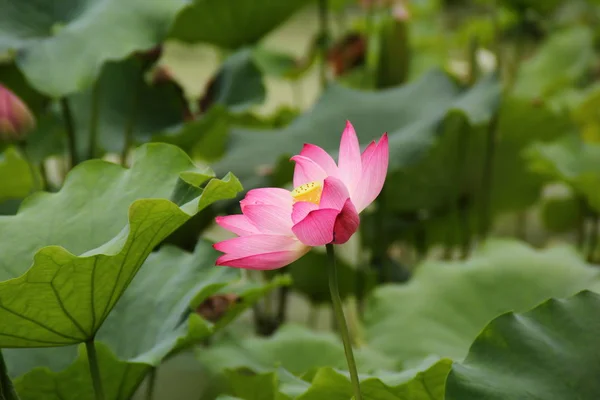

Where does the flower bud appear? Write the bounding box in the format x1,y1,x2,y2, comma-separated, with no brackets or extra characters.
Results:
0,84,35,142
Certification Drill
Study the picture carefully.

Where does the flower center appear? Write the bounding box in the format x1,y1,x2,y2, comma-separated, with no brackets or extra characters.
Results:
291,181,323,204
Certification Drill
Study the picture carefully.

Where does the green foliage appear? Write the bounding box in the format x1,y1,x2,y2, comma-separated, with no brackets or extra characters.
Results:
204,49,267,112
364,240,600,366
198,325,395,375
0,0,186,97
529,136,600,213
283,250,377,305
68,58,187,157
217,357,452,400
0,147,34,202
169,0,310,48
14,343,147,400
0,143,241,348
213,70,501,190
7,242,287,399
541,194,581,233
446,290,600,399
512,26,595,100
2,1,600,398
0,352,18,400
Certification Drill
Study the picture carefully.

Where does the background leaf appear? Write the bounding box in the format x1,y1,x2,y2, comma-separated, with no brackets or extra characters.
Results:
446,290,600,399
213,70,501,190
364,240,600,366
169,0,311,49
0,0,186,96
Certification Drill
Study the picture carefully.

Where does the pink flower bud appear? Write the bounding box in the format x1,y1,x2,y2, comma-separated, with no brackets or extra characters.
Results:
0,84,35,142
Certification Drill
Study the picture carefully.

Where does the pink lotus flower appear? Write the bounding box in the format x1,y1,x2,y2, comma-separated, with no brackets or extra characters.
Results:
214,121,388,270
0,84,35,142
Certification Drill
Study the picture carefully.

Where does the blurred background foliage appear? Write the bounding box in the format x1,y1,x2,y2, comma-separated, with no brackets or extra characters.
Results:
3,0,600,398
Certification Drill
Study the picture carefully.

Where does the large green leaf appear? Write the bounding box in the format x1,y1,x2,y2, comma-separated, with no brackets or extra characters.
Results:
0,147,34,203
8,243,288,399
168,0,310,49
197,324,395,376
0,0,186,97
0,143,241,348
364,240,600,366
446,291,600,399
512,26,594,101
213,70,500,190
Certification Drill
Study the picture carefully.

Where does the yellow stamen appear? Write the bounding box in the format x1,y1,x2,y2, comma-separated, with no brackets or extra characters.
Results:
291,181,323,204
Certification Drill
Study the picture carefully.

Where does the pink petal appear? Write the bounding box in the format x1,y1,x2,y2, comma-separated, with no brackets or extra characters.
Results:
292,208,339,246
216,249,309,270
214,234,302,258
361,140,377,164
319,176,350,211
292,201,319,224
353,133,389,212
338,121,362,194
215,215,260,236
300,143,338,176
243,204,293,235
290,155,328,187
332,199,360,244
240,187,292,213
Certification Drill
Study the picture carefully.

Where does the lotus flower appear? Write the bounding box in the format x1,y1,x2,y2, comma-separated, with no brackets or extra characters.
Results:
0,84,35,142
214,121,388,270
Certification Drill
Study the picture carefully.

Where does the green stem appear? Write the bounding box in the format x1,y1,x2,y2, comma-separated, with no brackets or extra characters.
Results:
88,81,101,160
276,271,290,325
326,244,362,400
317,0,330,89
478,111,500,239
577,197,587,251
0,351,20,400
587,213,599,263
60,97,79,169
145,368,157,400
121,79,141,167
85,340,105,400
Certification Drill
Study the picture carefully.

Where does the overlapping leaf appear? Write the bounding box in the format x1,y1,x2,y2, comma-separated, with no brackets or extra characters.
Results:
169,0,311,49
219,356,451,400
0,143,241,348
446,291,600,399
8,243,288,400
213,70,501,190
197,325,395,375
0,0,186,97
364,240,600,366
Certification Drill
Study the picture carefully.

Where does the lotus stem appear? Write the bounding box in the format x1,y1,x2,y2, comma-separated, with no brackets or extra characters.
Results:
60,97,78,169
85,340,105,400
326,243,362,400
